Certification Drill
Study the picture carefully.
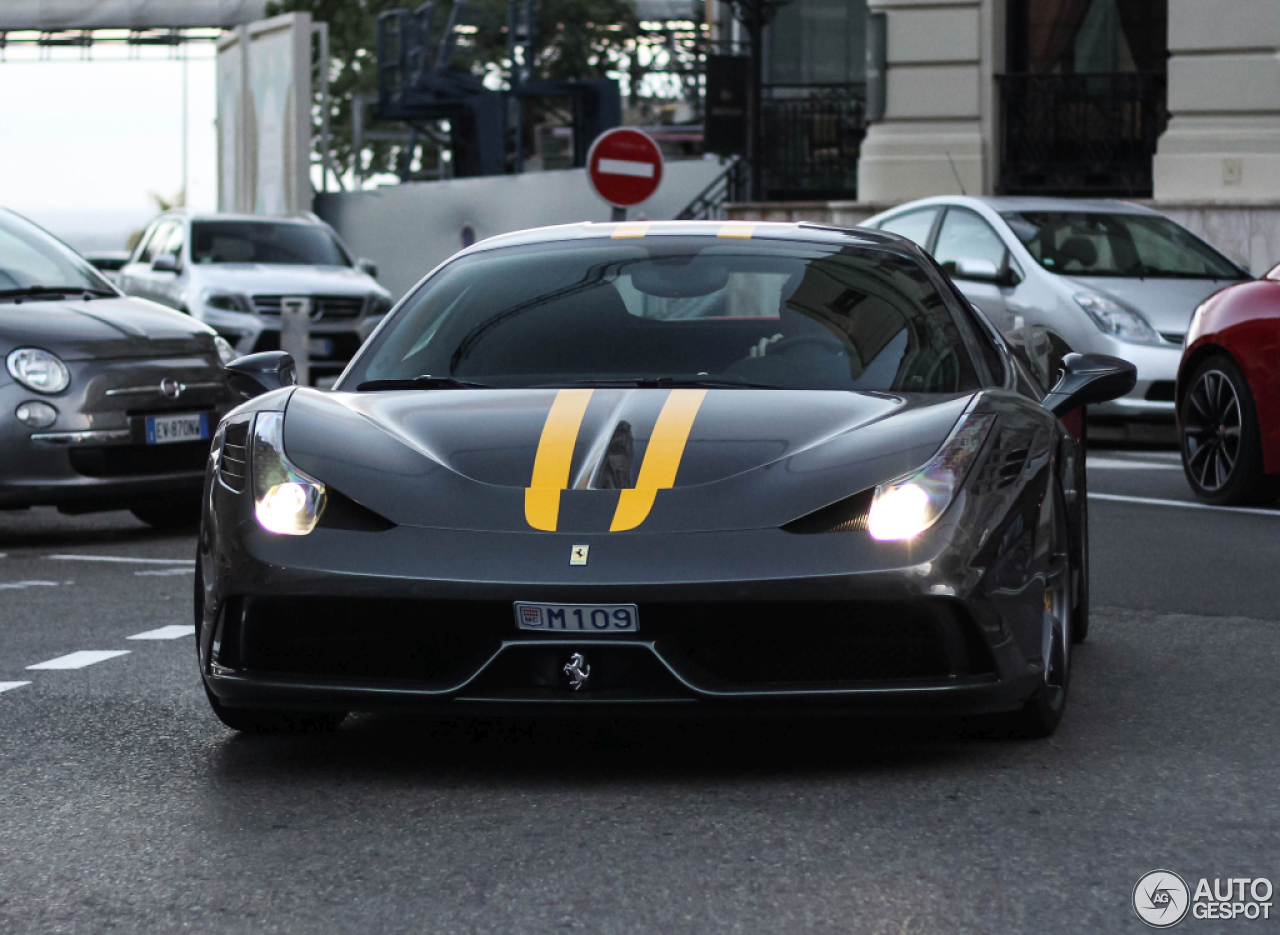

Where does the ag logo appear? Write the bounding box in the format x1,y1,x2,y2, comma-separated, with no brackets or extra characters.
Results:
570,545,589,566
1133,870,1190,928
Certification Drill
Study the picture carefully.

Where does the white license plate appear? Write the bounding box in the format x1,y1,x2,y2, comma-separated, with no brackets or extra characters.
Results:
514,602,639,633
308,337,333,356
145,412,209,445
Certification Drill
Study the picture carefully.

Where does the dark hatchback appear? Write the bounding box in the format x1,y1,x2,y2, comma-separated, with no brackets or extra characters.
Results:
0,209,237,527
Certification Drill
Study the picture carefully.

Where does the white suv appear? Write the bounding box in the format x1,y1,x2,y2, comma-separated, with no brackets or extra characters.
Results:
118,212,393,378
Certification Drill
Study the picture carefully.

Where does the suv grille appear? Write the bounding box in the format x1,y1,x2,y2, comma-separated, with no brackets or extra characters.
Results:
252,295,365,320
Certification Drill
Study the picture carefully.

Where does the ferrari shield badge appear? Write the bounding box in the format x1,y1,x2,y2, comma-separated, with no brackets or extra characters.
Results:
570,545,589,566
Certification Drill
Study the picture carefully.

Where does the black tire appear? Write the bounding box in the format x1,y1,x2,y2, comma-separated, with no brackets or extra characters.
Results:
131,501,202,529
1072,469,1090,644
1005,489,1073,738
1180,354,1280,505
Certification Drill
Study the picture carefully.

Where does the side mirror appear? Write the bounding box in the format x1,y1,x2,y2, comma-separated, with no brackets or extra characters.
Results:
151,254,179,274
957,256,1013,285
1042,352,1136,417
225,351,298,399
357,258,378,278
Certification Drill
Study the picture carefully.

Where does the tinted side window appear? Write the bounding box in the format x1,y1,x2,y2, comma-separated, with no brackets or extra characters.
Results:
876,208,939,249
933,209,1007,273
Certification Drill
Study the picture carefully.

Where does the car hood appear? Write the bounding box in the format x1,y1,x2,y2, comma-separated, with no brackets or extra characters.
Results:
189,264,383,296
1063,276,1232,334
282,387,974,534
0,295,217,360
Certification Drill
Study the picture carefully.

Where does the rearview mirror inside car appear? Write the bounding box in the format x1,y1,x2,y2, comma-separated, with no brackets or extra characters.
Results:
151,254,179,273
1041,352,1137,417
225,351,298,399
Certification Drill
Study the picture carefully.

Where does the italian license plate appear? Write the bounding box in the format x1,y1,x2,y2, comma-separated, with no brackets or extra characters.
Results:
308,337,333,357
514,602,639,633
145,412,209,445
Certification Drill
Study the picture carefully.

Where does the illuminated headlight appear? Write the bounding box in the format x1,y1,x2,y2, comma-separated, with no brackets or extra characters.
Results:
15,400,58,428
1074,293,1159,344
201,290,253,314
868,413,995,541
213,336,238,366
251,410,326,535
7,348,70,394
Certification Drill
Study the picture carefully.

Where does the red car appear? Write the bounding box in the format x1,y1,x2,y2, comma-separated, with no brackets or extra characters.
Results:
1178,263,1280,504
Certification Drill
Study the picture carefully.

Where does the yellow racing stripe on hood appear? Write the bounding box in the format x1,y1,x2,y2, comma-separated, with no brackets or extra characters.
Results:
610,389,707,531
525,389,594,531
717,221,757,239
612,222,651,239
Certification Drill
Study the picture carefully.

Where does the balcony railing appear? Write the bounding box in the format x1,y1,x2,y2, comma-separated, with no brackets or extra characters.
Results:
996,72,1168,197
760,84,866,201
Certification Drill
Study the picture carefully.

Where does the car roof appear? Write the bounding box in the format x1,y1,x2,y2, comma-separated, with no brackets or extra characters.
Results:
880,195,1160,216
465,219,923,256
156,211,325,226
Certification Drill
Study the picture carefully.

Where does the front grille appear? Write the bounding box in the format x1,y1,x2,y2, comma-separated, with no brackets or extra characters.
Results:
219,421,249,492
655,601,994,685
235,597,508,686
252,295,365,320
1160,332,1185,346
70,440,211,478
1145,381,1176,402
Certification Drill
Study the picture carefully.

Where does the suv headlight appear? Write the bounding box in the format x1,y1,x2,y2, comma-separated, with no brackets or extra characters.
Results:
251,411,326,535
201,290,253,314
7,348,70,394
868,412,995,541
213,336,238,366
369,294,393,317
1074,293,1159,343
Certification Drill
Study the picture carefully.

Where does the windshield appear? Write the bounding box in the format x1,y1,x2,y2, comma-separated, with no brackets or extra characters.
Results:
190,221,351,266
343,238,982,393
1002,211,1249,280
0,210,116,294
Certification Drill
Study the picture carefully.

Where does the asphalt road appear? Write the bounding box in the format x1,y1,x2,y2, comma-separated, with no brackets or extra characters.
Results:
1,450,1277,934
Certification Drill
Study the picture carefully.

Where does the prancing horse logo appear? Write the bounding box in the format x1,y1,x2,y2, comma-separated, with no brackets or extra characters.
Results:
564,653,590,690
570,545,589,566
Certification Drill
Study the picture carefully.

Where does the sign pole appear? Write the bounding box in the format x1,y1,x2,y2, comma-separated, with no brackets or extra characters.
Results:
611,206,627,222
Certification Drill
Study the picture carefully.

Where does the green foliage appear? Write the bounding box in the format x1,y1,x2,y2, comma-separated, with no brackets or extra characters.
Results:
265,0,639,182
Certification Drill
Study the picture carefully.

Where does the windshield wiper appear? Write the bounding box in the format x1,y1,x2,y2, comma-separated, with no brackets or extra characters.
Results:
356,375,493,391
0,286,116,301
533,377,785,390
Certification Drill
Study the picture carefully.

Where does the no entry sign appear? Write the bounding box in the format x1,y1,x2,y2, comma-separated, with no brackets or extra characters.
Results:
587,128,664,208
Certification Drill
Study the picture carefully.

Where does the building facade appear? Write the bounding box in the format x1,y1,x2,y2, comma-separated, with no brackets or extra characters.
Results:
726,0,1280,273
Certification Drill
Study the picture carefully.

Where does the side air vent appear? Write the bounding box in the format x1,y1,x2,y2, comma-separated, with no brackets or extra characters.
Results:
218,420,250,492
781,489,873,535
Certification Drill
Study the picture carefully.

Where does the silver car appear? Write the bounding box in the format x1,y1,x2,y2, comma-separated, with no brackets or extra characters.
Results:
118,212,393,380
861,197,1251,423
0,208,237,528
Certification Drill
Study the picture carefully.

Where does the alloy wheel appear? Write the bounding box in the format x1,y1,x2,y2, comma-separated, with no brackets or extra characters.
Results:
1182,369,1243,492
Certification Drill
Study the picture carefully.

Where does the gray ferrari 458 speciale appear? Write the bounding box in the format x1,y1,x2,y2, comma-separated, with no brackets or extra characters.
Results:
197,220,1134,737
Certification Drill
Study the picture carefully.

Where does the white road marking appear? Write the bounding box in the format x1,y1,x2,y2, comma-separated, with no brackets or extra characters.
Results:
128,625,195,640
1089,492,1280,517
46,555,193,565
0,580,60,590
597,157,655,178
1087,458,1182,470
0,681,30,693
135,568,195,577
27,650,130,670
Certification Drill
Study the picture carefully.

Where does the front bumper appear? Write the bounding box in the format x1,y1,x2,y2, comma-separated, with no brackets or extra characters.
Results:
201,522,1051,718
